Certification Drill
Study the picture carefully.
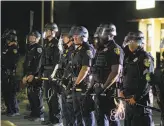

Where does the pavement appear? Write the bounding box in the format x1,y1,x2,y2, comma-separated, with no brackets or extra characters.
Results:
1,101,161,126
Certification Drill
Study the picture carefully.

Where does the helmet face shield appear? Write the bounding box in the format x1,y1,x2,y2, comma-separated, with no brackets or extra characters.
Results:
128,40,140,52
43,30,53,39
27,31,41,44
73,27,85,37
123,31,144,48
94,27,111,39
6,34,17,43
44,23,58,32
72,26,89,42
94,24,116,40
68,27,76,38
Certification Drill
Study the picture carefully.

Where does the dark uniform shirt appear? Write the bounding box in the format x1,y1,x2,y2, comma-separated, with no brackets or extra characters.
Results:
71,42,95,79
122,48,154,101
2,44,19,71
56,44,75,78
60,45,75,69
23,43,43,76
93,40,124,83
42,38,60,67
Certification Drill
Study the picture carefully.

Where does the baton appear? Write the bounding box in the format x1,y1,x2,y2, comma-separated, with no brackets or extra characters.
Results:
81,93,106,96
114,96,161,112
34,77,58,81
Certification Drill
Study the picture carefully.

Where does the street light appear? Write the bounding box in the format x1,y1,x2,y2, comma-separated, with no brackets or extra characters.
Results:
41,0,44,46
50,0,54,23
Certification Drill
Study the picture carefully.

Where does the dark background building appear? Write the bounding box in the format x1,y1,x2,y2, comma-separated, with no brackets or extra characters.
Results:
1,1,164,54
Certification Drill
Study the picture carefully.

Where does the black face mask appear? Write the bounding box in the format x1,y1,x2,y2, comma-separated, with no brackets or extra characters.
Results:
63,40,71,49
63,43,68,49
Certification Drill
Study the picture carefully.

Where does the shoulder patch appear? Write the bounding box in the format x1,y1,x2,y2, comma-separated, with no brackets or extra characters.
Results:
37,48,42,53
66,49,69,53
146,73,151,82
86,50,93,58
63,54,67,57
144,58,151,67
114,48,120,55
13,49,17,54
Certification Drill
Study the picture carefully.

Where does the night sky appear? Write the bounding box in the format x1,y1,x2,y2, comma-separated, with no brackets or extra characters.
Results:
2,1,164,53
2,1,129,32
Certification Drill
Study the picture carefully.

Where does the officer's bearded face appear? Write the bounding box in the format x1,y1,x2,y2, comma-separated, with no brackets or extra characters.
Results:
45,30,52,38
45,30,55,38
73,35,82,45
128,41,139,52
28,35,37,44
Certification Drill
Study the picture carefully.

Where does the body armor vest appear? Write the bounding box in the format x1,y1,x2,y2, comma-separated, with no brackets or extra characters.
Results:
93,50,110,83
44,43,56,65
123,57,141,96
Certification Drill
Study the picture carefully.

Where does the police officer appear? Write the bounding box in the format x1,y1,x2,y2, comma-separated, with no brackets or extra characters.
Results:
51,31,75,126
69,26,95,126
92,23,123,126
120,31,154,126
41,23,61,126
22,31,44,121
59,31,76,126
2,33,20,116
153,39,164,126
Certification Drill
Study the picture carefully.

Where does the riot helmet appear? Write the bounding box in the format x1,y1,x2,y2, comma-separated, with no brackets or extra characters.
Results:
94,23,116,39
68,25,76,39
72,26,89,44
9,29,16,35
124,31,145,52
44,23,58,39
6,33,18,43
44,23,58,32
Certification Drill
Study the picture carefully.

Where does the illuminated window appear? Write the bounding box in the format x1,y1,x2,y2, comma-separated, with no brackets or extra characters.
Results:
161,23,164,40
146,24,152,52
136,0,155,10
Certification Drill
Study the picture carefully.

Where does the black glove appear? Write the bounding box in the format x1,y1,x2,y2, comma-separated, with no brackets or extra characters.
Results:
72,83,77,91
48,76,53,83
61,77,69,86
65,88,71,96
85,87,93,96
95,86,104,96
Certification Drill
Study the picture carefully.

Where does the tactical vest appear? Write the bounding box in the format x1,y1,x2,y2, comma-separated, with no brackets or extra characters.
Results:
44,42,57,66
71,49,82,77
24,45,37,74
123,57,141,96
93,50,111,83
123,51,152,97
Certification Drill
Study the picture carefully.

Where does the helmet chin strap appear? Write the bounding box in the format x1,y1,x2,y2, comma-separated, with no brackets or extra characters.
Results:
75,44,82,50
108,35,114,41
28,41,36,45
63,40,72,49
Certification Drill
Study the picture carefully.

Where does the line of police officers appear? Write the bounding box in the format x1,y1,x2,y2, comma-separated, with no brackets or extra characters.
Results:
1,22,164,126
